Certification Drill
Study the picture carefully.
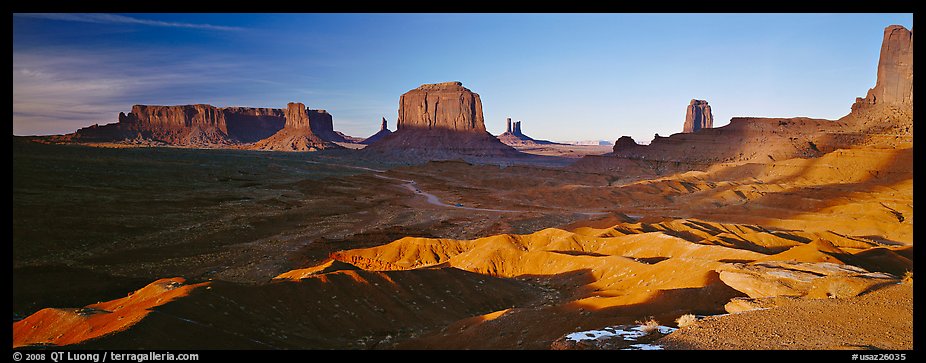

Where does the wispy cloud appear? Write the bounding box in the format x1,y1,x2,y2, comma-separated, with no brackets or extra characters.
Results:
14,13,244,31
13,46,259,135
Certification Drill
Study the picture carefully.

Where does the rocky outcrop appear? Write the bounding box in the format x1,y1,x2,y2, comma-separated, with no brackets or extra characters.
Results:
717,261,897,300
497,119,555,146
683,100,713,133
365,82,519,158
612,136,639,152
306,109,357,143
250,102,340,151
854,25,913,109
222,107,286,143
361,117,393,145
283,102,310,129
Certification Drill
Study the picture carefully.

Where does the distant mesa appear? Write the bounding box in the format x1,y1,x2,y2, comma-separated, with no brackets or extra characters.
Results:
560,140,614,146
683,99,713,133
53,101,357,150
364,81,520,158
98,104,285,146
612,136,639,152
361,117,393,145
250,102,341,151
496,117,556,146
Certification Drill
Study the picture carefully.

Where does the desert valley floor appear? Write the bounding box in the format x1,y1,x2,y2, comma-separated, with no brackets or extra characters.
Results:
12,138,912,350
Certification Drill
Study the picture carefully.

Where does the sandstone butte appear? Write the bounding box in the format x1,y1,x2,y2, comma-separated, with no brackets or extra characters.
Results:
682,99,713,133
57,102,352,150
361,117,394,145
364,81,520,158
250,102,340,151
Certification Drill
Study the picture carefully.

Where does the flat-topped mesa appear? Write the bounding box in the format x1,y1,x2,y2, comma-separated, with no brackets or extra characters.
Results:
683,99,713,133
852,25,913,112
396,81,486,133
119,104,228,133
80,104,286,146
365,81,519,158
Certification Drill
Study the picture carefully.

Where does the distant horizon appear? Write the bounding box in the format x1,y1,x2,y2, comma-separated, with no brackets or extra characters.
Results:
13,13,913,143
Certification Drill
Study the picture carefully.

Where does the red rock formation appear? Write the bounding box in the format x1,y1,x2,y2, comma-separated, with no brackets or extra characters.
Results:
365,82,519,158
857,25,913,108
120,104,227,132
574,25,913,173
68,104,287,146
307,109,356,143
223,107,285,143
59,104,286,146
55,100,357,148
361,117,393,145
396,81,486,132
683,100,713,133
496,119,557,146
612,136,639,152
251,102,339,151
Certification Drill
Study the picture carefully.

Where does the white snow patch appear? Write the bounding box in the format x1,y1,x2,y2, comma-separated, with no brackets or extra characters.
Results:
565,325,677,342
624,343,665,350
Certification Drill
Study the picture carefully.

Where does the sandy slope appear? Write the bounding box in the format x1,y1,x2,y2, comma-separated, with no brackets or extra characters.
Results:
659,282,913,350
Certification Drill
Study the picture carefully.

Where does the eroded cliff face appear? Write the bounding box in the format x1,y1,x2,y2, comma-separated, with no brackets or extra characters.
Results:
223,107,286,143
862,25,913,107
365,82,519,159
846,25,913,134
396,81,486,133
249,102,339,151
119,105,228,133
63,101,354,149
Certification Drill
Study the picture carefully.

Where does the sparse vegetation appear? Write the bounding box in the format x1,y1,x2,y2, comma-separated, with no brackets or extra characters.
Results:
902,270,913,284
636,317,660,334
676,314,698,328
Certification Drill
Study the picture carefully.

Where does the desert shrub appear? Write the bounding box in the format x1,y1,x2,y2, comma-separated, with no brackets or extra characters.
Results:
635,317,660,334
676,314,698,328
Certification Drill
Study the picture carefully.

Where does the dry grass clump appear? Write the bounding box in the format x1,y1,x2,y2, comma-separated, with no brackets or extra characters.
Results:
676,314,698,328
902,270,913,284
636,317,660,334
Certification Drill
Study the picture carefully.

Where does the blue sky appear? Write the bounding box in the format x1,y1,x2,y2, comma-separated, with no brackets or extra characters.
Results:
13,13,913,142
